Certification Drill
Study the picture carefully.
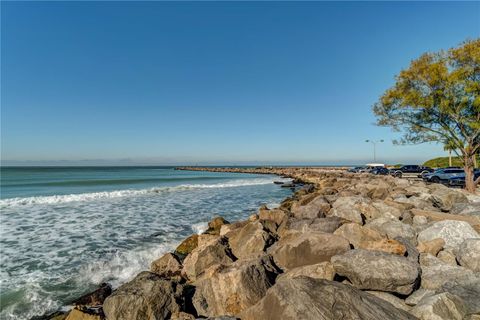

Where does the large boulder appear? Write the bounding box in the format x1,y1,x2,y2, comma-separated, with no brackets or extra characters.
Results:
204,217,230,235
182,238,234,281
417,220,479,252
175,234,199,260
365,291,411,312
416,238,445,256
228,221,273,259
439,277,480,315
150,253,182,278
331,249,420,295
71,283,112,308
431,187,468,212
457,238,480,272
410,293,467,320
420,254,477,291
65,309,101,320
329,196,367,224
269,231,350,270
366,218,417,245
103,272,182,320
192,256,279,317
258,208,288,227
290,195,330,219
240,277,416,320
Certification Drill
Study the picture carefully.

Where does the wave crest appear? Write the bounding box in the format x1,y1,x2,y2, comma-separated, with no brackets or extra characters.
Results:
0,178,288,208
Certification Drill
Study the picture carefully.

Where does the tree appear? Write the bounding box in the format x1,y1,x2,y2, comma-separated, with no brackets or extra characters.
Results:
443,139,457,167
373,39,480,192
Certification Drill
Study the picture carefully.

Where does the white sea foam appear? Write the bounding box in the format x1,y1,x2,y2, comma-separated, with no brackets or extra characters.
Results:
191,222,208,234
0,178,290,208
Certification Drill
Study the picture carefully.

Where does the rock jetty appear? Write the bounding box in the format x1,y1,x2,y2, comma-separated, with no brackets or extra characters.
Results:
51,168,480,320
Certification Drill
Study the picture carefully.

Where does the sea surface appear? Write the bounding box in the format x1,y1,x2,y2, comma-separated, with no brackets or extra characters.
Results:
0,166,292,320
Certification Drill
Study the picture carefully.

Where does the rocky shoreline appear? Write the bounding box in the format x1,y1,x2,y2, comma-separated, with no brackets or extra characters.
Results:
44,168,480,320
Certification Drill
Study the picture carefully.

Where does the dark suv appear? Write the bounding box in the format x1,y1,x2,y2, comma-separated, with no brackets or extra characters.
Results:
390,165,433,178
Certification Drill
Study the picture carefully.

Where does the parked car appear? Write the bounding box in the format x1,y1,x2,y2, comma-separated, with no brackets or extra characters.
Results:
390,165,433,178
371,167,390,175
423,168,465,183
448,170,480,187
347,166,366,173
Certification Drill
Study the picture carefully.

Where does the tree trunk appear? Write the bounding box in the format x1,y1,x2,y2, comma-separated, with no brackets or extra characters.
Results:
464,153,478,193
449,150,452,167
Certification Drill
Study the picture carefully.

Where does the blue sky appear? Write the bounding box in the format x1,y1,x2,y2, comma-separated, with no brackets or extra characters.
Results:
1,1,479,166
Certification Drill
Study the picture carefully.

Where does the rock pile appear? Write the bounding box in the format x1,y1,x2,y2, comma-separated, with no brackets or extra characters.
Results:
53,168,480,320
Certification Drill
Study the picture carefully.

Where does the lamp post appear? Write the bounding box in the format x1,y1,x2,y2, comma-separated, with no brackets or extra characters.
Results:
365,139,384,162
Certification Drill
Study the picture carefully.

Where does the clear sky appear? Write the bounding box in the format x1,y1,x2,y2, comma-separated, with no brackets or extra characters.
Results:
1,1,479,166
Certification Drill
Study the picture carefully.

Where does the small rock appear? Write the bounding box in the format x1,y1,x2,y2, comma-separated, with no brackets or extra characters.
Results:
205,217,230,235
65,308,101,320
437,250,457,266
174,234,199,260
71,283,112,308
416,238,445,256
413,216,428,226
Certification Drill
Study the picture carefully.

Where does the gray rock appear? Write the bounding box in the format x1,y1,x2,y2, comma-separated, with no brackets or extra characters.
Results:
439,277,480,315
365,291,411,312
240,277,416,320
329,196,367,224
420,257,476,291
281,217,345,236
411,292,467,320
405,289,435,306
417,220,479,253
269,231,350,270
103,272,182,320
331,249,420,295
436,250,457,266
395,236,420,262
366,218,417,245
431,187,468,212
192,255,279,317
457,238,480,272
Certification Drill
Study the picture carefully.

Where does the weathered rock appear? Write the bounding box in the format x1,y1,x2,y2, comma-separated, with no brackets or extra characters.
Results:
258,208,288,226
205,217,230,235
420,256,476,290
291,195,330,219
182,238,234,281
71,283,112,308
411,293,467,320
331,249,420,295
269,231,350,270
281,217,345,236
457,238,480,272
405,289,435,306
436,250,457,266
413,215,429,226
192,256,279,317
329,196,366,224
103,272,182,320
416,238,445,256
240,277,416,320
219,221,248,238
65,309,101,320
367,218,417,245
395,236,420,262
371,201,403,219
175,234,199,260
277,262,335,281
228,221,272,259
150,253,182,277
439,277,480,315
365,291,411,312
417,220,479,252
170,312,196,320
431,187,468,211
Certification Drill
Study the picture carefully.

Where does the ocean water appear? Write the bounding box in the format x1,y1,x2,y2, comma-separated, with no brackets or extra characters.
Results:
0,167,292,320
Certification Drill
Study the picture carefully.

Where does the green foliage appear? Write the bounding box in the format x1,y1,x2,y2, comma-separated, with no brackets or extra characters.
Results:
423,156,480,168
373,39,480,155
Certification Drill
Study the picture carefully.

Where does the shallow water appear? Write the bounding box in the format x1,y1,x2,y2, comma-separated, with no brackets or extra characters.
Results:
0,167,292,319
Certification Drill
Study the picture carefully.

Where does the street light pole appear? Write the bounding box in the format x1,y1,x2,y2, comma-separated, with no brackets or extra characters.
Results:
365,139,384,162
